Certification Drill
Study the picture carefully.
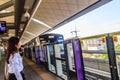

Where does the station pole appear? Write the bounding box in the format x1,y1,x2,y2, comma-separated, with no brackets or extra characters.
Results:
106,34,119,80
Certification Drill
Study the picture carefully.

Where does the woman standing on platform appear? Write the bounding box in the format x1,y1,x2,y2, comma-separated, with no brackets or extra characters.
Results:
6,37,25,80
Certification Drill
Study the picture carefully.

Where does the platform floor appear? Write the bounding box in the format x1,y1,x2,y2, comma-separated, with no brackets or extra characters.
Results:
0,56,61,80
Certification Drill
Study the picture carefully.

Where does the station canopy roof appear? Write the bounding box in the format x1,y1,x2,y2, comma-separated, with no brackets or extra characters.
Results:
0,0,111,45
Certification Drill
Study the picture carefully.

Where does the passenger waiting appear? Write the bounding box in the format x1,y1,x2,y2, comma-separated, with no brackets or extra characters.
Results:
5,37,25,80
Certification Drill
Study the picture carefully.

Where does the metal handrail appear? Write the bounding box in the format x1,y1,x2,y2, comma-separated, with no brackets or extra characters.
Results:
82,50,120,54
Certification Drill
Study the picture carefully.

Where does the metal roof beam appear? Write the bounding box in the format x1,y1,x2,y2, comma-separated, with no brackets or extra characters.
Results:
6,23,15,29
0,11,14,18
0,0,14,11
15,0,25,37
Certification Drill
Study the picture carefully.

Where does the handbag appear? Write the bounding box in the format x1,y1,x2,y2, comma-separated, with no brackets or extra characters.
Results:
4,61,9,80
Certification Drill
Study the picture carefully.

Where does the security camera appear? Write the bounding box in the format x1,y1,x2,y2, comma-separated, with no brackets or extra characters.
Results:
24,11,30,19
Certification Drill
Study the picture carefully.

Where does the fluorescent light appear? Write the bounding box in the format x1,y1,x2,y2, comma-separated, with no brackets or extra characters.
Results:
25,31,36,37
32,18,52,29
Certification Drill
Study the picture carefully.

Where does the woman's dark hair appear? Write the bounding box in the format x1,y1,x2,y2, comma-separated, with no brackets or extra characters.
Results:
6,36,20,63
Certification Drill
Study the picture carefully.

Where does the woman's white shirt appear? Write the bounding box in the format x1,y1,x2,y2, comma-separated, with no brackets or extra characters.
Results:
8,52,23,80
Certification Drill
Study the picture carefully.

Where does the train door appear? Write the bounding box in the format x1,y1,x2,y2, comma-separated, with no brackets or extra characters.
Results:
35,46,40,64
24,48,27,57
64,38,85,80
30,47,34,61
43,46,48,62
31,47,36,63
28,47,32,60
40,46,47,63
42,46,48,69
54,42,67,80
46,44,56,74
39,46,44,63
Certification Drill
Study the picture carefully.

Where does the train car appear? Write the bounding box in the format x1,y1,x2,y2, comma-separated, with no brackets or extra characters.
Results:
39,34,68,80
39,33,64,64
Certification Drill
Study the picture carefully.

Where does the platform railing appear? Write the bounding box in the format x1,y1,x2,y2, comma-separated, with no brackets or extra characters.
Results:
82,50,120,79
82,50,120,54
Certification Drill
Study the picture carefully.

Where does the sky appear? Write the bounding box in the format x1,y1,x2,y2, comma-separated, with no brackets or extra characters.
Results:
49,0,120,39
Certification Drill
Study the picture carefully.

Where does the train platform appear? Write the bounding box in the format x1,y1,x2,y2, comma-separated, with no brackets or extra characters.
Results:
0,56,60,80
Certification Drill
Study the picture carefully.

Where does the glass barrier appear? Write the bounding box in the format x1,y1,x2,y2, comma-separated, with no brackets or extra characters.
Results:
55,60,67,80
54,43,67,80
65,38,85,80
66,43,75,72
81,37,111,79
47,45,56,74
54,43,65,59
113,35,120,78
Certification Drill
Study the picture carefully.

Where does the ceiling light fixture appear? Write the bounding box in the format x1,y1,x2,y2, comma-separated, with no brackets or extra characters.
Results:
31,18,52,29
25,31,36,37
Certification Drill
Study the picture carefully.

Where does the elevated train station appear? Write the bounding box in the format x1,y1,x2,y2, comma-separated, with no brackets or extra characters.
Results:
0,0,120,80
